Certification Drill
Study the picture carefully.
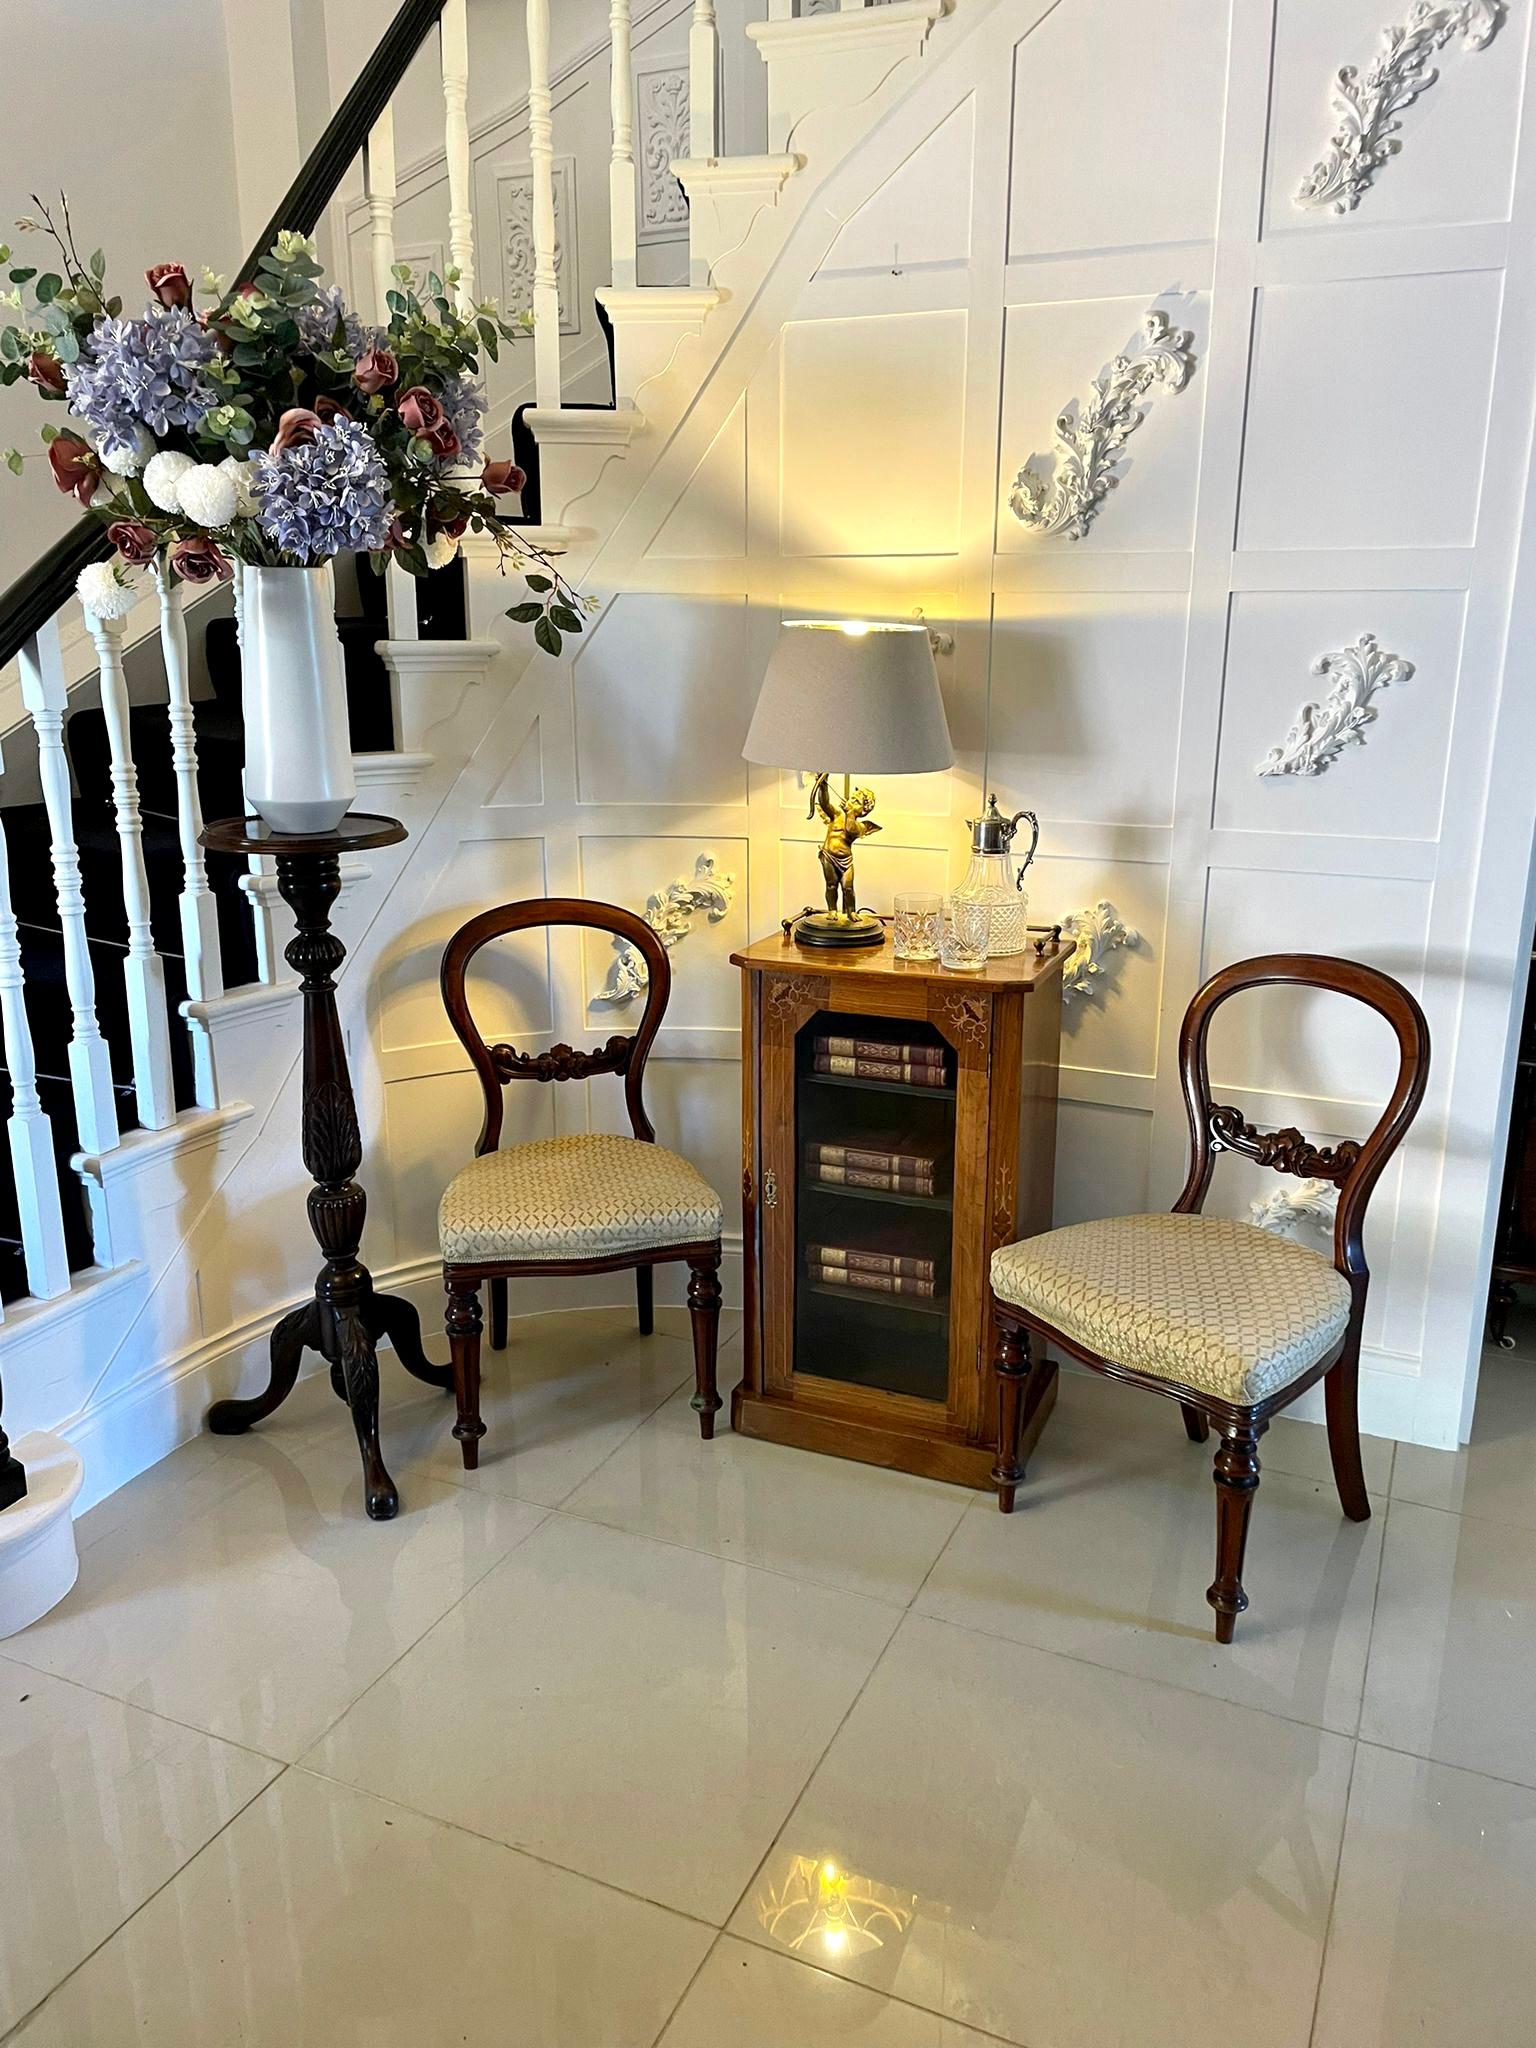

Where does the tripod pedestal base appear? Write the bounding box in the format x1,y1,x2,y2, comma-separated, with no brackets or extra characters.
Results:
200,812,449,1520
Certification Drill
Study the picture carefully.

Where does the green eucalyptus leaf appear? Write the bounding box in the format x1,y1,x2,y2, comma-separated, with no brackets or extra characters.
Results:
4,447,23,475
550,605,582,635
534,615,562,658
525,572,551,593
8,266,36,285
505,601,543,623
34,272,62,303
89,248,105,279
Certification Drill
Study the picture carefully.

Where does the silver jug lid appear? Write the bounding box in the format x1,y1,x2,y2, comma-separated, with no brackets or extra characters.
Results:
970,795,1014,854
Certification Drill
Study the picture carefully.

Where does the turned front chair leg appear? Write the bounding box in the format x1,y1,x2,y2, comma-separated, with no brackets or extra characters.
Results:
1208,1421,1265,1642
1181,1403,1210,1444
686,1254,723,1439
992,1320,1030,1513
446,1275,486,1470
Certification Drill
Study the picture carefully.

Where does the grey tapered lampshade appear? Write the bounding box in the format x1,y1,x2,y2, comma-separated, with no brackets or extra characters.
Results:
743,619,954,773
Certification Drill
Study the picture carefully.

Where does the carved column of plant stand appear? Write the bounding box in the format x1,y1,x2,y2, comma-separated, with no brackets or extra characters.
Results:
199,814,452,1521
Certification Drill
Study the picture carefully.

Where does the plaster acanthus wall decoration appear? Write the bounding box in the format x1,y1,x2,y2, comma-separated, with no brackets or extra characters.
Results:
1249,1178,1339,1238
637,67,690,241
1007,311,1197,542
590,854,735,1005
1295,3,1505,215
1060,901,1140,1000
498,158,578,335
1257,633,1414,779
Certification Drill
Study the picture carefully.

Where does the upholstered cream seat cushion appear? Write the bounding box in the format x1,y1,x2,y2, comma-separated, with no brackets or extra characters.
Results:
439,1133,723,1265
990,1212,1353,1404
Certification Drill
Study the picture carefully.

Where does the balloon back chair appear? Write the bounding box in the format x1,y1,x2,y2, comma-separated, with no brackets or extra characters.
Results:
989,954,1429,1641
438,898,725,1469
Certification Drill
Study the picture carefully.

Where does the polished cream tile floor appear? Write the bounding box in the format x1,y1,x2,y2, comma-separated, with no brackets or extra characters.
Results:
3,1313,1535,2045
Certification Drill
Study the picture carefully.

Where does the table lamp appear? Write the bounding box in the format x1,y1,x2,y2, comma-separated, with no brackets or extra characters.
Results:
743,618,954,949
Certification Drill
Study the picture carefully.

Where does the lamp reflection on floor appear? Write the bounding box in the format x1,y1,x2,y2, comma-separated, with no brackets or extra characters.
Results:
755,1854,916,1963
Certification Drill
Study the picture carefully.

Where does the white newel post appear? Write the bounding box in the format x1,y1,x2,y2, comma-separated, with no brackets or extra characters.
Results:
610,0,638,288
87,611,177,1131
0,748,70,1301
440,0,476,313
526,0,563,409
154,564,223,1107
17,623,119,1157
690,0,719,159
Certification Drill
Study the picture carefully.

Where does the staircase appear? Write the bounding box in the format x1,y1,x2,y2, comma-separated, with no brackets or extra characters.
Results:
0,0,961,1504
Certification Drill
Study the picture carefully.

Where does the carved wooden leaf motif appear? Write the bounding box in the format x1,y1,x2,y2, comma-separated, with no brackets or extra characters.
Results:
491,1035,633,1083
1208,1104,1362,1185
302,1080,361,1181
1296,2,1506,215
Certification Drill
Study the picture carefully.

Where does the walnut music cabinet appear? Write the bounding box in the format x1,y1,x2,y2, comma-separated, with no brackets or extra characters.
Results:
732,930,1065,1488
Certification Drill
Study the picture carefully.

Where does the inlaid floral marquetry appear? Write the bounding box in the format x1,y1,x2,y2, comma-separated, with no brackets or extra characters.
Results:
936,989,991,1046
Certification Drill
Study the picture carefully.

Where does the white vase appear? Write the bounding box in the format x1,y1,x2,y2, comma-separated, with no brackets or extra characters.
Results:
240,563,355,834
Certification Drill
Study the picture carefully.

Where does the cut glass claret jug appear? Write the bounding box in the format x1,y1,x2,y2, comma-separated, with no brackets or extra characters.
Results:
954,795,1039,957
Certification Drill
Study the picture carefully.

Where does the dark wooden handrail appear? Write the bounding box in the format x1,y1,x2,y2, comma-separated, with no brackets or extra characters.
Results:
0,0,448,673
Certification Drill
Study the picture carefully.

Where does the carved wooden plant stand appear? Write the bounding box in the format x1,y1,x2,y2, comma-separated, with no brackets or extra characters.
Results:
199,815,451,1520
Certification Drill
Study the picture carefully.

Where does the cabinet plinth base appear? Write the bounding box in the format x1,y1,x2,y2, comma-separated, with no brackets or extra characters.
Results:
731,1375,1057,1491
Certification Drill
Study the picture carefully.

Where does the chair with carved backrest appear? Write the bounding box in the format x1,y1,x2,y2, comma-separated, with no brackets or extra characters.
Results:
989,953,1429,1641
438,898,725,1468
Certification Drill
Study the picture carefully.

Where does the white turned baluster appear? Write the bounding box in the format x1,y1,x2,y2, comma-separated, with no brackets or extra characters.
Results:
17,624,119,1156
610,0,638,288
154,562,223,1106
231,564,280,982
690,0,719,158
364,102,399,328
526,0,563,409
87,612,176,1131
440,0,476,313
363,110,418,641
0,747,70,1299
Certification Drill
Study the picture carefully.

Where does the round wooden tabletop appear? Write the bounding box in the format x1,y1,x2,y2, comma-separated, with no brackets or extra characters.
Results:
199,812,408,859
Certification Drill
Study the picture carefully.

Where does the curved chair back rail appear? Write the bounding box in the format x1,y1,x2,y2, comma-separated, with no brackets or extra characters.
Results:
440,897,672,1155
1172,952,1431,1289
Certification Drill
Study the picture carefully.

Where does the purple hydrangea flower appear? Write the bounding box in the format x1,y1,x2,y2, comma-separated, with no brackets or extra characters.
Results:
65,303,220,463
295,284,377,361
439,373,485,467
249,418,392,563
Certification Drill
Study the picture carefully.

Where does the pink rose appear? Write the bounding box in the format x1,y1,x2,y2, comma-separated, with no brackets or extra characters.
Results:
269,407,324,454
145,263,193,309
170,536,232,586
421,421,459,461
27,351,66,397
396,386,446,436
480,459,526,496
352,347,398,395
431,513,469,540
314,395,352,425
108,520,159,566
49,435,100,506
383,516,407,551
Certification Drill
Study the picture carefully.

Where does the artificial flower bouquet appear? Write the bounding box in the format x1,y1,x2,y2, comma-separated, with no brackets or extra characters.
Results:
1,196,590,652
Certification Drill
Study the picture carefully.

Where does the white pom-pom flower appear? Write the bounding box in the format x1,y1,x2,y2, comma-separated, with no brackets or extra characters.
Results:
424,533,460,571
217,456,258,519
77,561,141,621
175,463,239,529
100,427,156,477
143,450,196,513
